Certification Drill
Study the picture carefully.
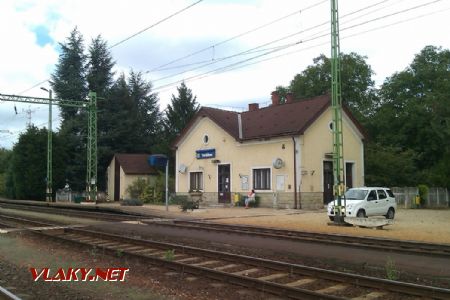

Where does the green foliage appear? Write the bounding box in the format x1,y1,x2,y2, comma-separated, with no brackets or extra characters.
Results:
0,148,12,196
287,52,376,119
125,175,172,204
51,27,88,121
180,198,199,212
6,126,67,200
164,249,175,261
170,195,188,205
164,82,200,140
116,249,123,258
417,184,429,206
163,82,200,167
370,46,450,188
385,257,399,281
120,198,143,206
237,195,260,207
365,143,418,186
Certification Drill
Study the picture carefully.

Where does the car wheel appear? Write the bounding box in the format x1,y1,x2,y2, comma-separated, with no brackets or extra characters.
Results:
386,208,395,219
329,216,335,221
356,210,366,218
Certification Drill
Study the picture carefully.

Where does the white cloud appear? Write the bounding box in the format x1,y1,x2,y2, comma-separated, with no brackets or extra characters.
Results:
1,0,450,149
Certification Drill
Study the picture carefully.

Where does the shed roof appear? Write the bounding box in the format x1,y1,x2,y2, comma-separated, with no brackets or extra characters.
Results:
115,154,158,175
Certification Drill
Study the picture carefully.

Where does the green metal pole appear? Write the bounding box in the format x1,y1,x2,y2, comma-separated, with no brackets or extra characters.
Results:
331,0,345,224
86,91,97,203
47,90,53,202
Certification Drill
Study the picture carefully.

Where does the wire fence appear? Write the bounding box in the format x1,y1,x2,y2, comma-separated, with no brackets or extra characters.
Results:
392,187,449,209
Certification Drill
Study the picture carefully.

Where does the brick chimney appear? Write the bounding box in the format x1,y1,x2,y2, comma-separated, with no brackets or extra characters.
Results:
248,103,259,111
271,91,280,106
286,92,294,104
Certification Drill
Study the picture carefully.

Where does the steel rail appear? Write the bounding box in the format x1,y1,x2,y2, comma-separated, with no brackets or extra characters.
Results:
55,227,450,299
157,220,450,258
2,213,449,299
0,285,22,300
0,202,148,222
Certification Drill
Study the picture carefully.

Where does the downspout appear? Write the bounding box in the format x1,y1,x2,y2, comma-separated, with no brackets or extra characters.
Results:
292,136,299,209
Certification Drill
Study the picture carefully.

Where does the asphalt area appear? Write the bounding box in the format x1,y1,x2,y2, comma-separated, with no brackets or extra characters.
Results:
1,203,450,299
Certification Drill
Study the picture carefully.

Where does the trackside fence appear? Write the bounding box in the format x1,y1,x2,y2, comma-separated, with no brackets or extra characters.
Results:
392,187,449,209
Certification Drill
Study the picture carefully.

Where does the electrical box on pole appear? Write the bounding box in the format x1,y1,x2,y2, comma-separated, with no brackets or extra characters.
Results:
330,0,346,224
0,92,98,202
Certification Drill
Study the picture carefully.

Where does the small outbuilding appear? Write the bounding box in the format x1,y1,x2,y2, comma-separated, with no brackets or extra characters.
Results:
172,92,367,209
106,154,158,201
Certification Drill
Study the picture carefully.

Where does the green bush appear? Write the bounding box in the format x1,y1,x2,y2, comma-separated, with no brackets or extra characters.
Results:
170,195,188,205
120,198,143,206
417,184,429,207
237,195,260,207
180,197,199,212
126,178,148,199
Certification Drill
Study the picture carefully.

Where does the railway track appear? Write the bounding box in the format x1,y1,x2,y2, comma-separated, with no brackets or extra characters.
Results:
2,214,446,300
0,201,149,222
0,285,21,300
144,219,450,258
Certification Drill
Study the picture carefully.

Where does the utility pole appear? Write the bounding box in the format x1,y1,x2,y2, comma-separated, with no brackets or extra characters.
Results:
86,91,97,203
40,87,52,202
331,0,346,224
22,106,38,126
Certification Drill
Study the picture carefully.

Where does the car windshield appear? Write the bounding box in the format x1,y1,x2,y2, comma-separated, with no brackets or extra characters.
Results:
345,189,368,200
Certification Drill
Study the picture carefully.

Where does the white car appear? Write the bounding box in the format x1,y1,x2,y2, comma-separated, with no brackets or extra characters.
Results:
327,187,397,221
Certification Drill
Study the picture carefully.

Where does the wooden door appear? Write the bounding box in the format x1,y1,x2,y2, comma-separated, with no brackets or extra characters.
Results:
323,161,333,204
218,164,231,203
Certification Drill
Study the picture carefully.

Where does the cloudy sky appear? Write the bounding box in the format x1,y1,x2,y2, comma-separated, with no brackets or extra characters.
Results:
1,0,449,149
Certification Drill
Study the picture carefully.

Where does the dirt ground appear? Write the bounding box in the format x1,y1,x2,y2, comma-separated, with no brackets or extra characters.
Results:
113,204,450,244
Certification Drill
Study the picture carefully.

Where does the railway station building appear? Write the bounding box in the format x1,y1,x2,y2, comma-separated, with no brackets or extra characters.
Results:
172,92,367,209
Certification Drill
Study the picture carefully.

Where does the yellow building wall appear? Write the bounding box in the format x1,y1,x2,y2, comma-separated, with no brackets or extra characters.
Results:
175,108,364,207
300,108,364,193
106,158,115,200
120,169,155,199
176,117,295,195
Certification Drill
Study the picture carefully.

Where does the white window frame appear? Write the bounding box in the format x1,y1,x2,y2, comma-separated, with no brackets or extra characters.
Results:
189,171,204,191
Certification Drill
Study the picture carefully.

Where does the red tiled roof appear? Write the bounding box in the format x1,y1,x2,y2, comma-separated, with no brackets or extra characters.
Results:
115,154,158,175
241,94,330,140
172,94,366,147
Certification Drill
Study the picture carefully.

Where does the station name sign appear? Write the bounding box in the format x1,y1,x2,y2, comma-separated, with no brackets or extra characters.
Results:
196,149,216,159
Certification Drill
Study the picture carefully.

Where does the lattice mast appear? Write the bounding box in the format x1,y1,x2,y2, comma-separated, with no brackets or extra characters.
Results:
331,0,345,223
0,92,98,202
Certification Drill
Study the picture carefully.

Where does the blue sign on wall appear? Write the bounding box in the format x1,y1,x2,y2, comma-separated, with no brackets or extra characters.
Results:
196,149,216,159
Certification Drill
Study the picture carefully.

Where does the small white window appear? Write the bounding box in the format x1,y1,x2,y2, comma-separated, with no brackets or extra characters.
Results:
328,121,334,131
203,134,209,144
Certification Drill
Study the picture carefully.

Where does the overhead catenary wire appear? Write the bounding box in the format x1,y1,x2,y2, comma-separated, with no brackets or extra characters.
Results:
109,0,204,49
152,1,447,92
148,0,328,73
149,0,423,84
12,0,204,96
149,0,394,74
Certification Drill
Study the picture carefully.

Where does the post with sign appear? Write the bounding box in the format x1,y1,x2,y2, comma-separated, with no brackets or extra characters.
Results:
148,154,169,211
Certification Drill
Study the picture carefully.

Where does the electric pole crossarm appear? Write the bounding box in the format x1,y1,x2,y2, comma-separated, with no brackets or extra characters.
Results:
0,93,87,108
